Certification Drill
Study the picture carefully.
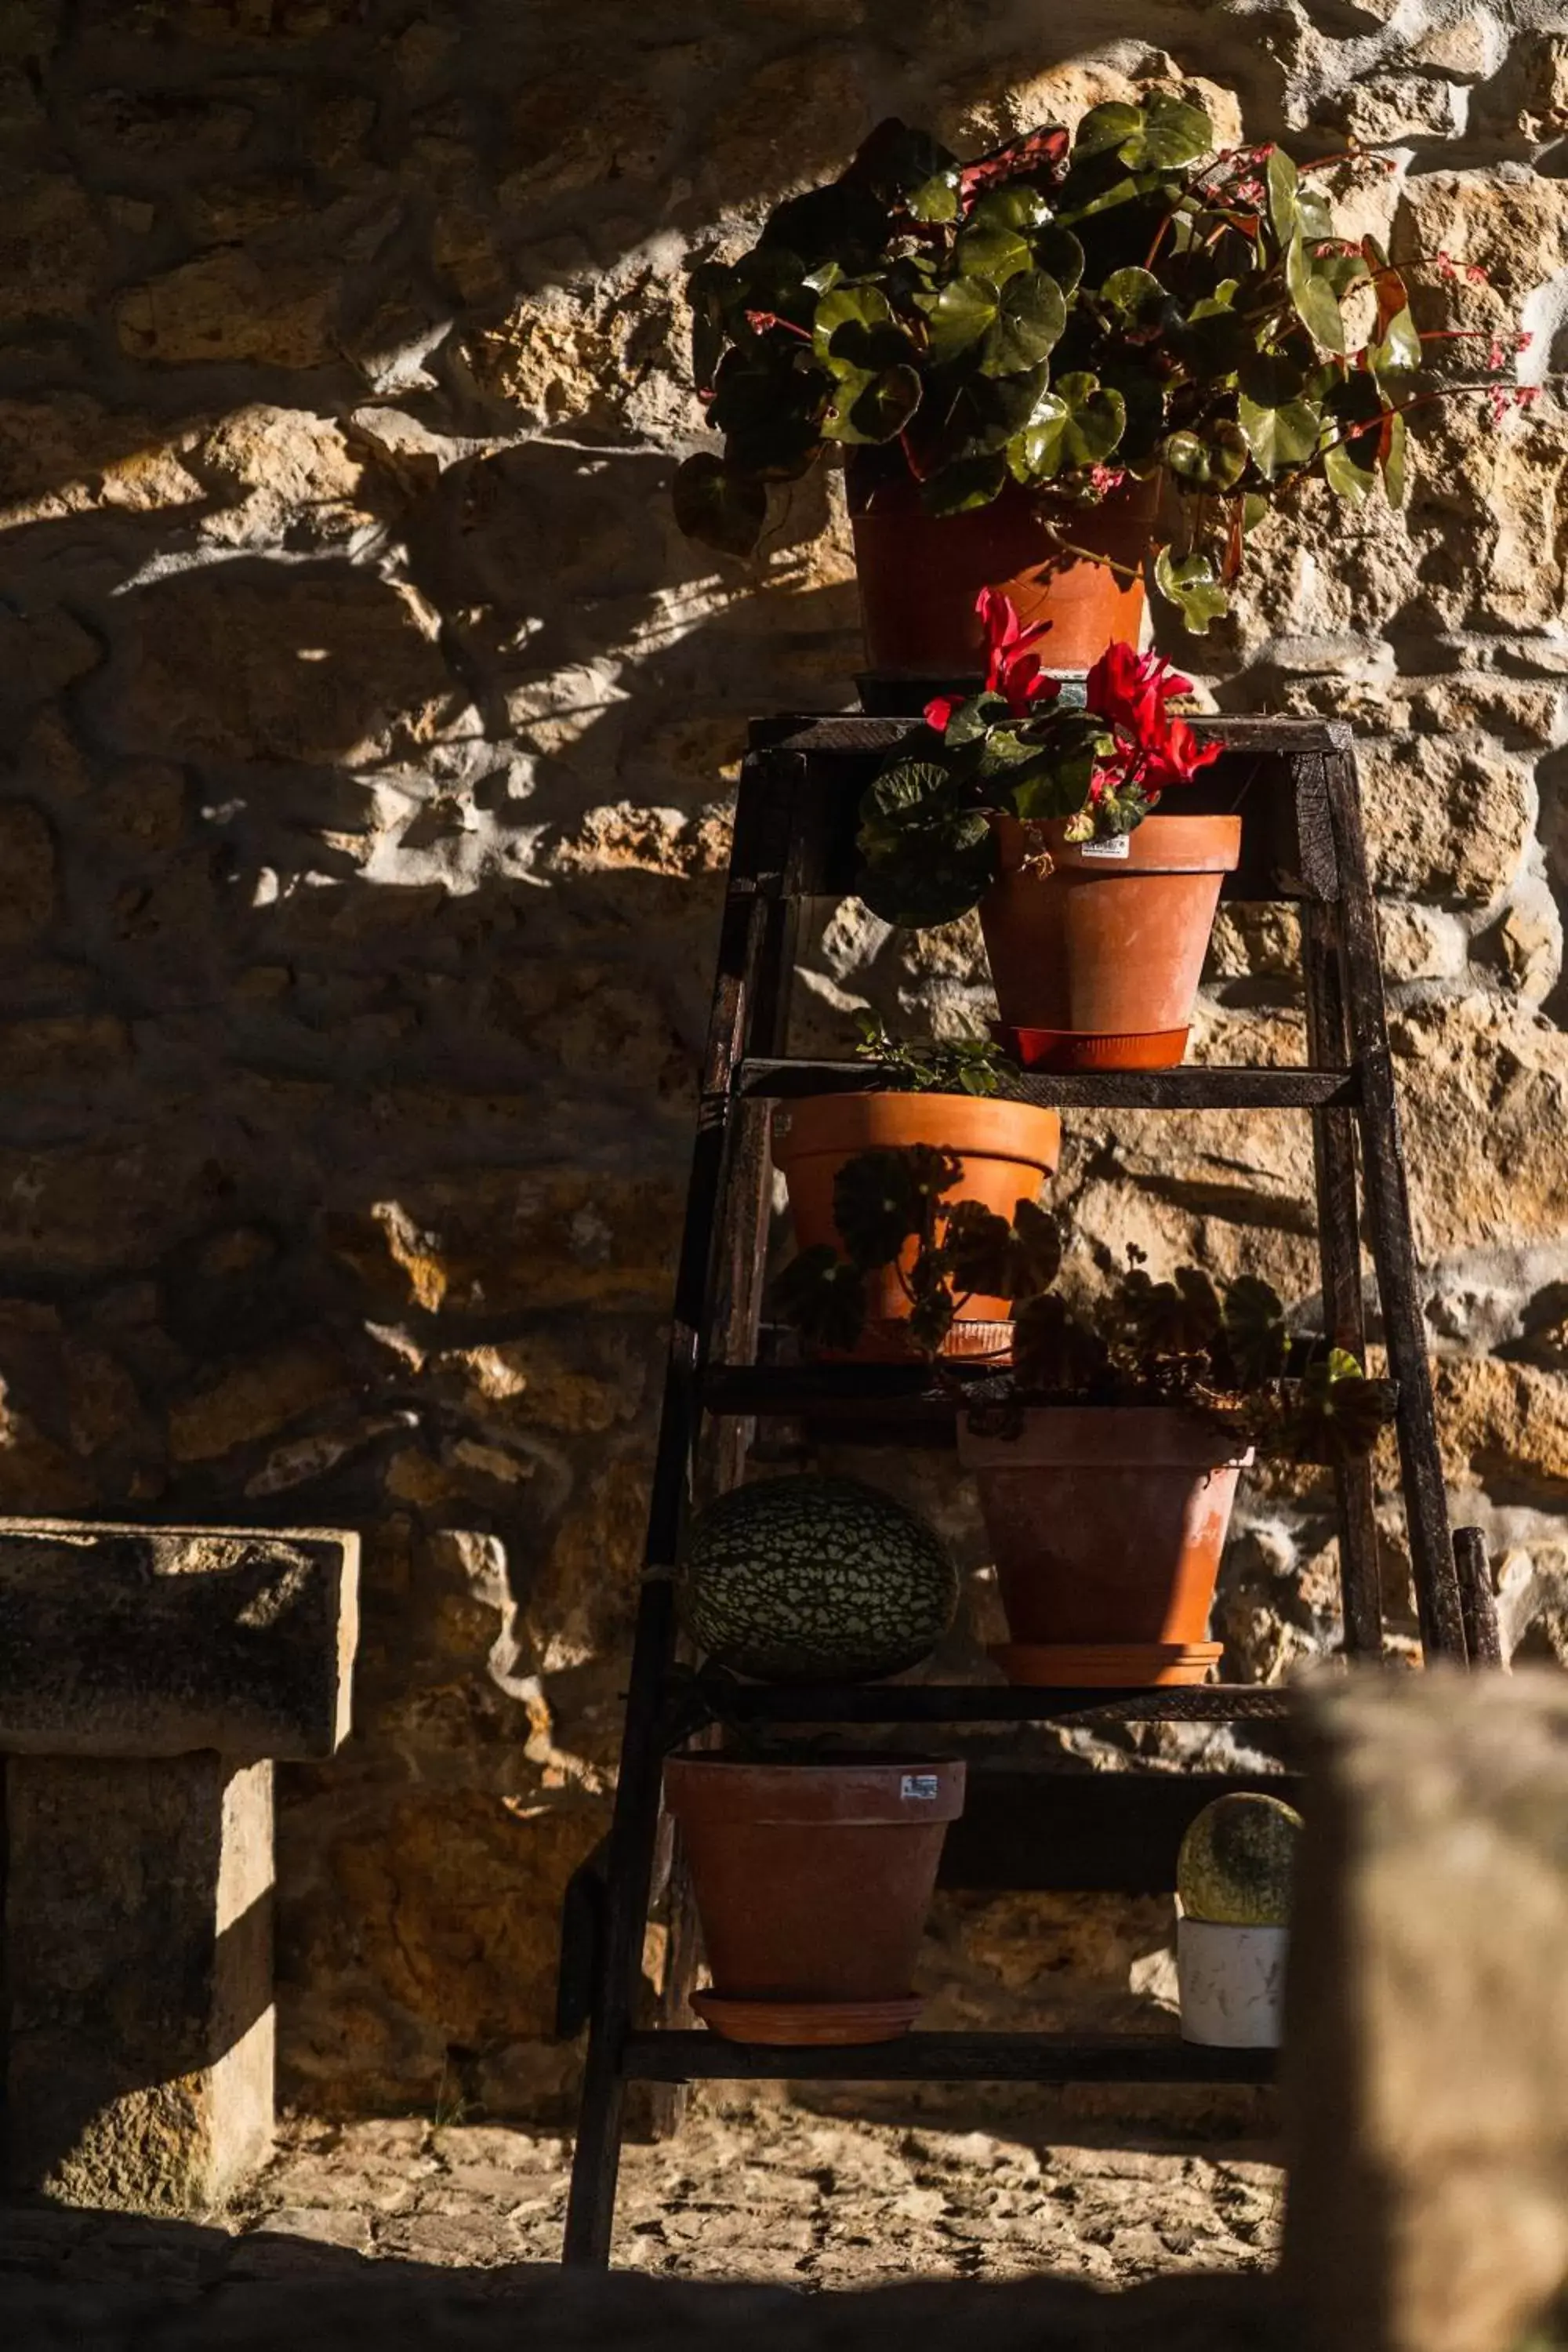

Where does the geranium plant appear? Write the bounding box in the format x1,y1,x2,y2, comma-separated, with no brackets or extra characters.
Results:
674,100,1525,626
854,588,1221,927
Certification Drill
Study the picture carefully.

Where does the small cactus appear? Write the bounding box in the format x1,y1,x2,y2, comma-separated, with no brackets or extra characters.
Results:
1177,1792,1304,1927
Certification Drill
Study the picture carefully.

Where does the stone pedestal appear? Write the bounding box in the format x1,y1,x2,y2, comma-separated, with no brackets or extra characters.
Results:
5,1755,275,2210
0,1519,356,2214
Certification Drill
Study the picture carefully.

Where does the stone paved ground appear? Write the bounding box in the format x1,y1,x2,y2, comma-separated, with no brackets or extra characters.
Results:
1,2099,1283,2296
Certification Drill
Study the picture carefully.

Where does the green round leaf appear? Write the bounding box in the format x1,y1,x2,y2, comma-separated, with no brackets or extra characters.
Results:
1265,147,1300,245
1073,101,1144,159
925,274,1000,360
1053,370,1127,466
811,283,899,369
1006,392,1068,481
1153,546,1229,633
1033,223,1085,295
908,171,960,223
979,267,1067,377
1101,264,1167,321
1163,423,1248,491
955,219,1033,283
1236,390,1322,476
1323,438,1376,502
822,361,923,445
1286,230,1346,355
1120,93,1214,170
671,453,768,557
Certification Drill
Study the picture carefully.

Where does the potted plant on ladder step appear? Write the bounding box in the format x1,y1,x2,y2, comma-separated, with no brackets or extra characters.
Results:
1176,1791,1304,2048
673,97,1522,681
774,1159,1392,1689
771,1014,1061,1362
855,590,1232,1069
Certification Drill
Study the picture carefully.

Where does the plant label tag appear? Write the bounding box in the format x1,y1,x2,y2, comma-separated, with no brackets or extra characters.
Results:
900,1773,939,1802
1078,834,1131,861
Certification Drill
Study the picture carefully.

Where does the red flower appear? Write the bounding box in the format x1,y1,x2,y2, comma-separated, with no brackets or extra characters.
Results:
1083,641,1221,792
924,693,960,734
977,587,1062,719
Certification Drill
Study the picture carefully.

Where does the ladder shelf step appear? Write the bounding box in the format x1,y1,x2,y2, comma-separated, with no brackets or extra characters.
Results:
622,2031,1276,2085
735,1058,1360,1110
678,1680,1291,1726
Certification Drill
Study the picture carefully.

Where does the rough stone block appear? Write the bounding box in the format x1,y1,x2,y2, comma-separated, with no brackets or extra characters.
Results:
0,1519,358,1761
5,1754,274,2212
1283,1670,1568,2352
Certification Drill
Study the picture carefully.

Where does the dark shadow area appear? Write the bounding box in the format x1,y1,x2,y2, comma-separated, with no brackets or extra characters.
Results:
0,2198,1284,2350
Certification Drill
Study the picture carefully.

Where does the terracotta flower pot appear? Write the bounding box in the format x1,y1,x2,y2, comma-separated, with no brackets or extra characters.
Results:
847,458,1155,683
771,1091,1062,1360
664,1754,965,2044
956,1406,1253,1687
980,811,1243,1071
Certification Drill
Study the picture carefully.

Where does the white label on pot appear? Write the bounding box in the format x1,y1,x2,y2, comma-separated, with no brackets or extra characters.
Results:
1078,833,1131,861
901,1773,939,1802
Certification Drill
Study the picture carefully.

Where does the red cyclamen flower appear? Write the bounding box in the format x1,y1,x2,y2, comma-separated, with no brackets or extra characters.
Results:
976,586,1062,718
1083,641,1221,791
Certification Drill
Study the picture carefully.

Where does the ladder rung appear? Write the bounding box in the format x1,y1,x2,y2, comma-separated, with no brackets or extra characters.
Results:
734,1058,1361,1109
680,1681,1291,1726
621,2031,1276,2085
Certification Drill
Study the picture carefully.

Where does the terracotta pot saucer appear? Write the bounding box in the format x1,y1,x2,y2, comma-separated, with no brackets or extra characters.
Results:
990,1022,1190,1072
989,1640,1224,1688
692,1991,924,2045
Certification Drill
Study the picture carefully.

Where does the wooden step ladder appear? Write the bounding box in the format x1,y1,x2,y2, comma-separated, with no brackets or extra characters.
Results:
557,713,1500,2264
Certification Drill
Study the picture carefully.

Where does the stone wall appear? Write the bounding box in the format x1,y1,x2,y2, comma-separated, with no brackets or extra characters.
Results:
0,0,1563,2121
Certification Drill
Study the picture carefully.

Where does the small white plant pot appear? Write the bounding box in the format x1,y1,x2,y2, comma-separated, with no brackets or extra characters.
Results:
1177,1917,1289,2048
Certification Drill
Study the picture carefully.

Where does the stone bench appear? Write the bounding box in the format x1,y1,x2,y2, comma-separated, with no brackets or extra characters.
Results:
0,1519,358,2214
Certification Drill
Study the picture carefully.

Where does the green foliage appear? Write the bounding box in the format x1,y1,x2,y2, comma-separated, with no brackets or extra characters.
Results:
675,105,1448,623
1006,1247,1394,1457
851,1011,1014,1097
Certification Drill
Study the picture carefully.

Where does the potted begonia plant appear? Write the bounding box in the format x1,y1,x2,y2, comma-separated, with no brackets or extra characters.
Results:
776,1167,1390,1686
855,590,1230,1069
1176,1791,1303,2047
673,100,1519,677
771,1013,1061,1361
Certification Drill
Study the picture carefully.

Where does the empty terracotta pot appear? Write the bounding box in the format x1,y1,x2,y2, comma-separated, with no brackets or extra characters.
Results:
664,1755,966,2043
847,459,1155,682
980,812,1243,1071
957,1406,1253,1686
771,1091,1062,1360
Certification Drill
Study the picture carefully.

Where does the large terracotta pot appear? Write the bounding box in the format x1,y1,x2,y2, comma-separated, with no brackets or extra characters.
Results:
847,458,1155,683
664,1753,965,2044
981,811,1243,1072
771,1091,1062,1360
957,1406,1253,1687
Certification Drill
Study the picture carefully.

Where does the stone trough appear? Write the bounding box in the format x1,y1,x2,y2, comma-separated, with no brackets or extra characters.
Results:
0,1520,358,2214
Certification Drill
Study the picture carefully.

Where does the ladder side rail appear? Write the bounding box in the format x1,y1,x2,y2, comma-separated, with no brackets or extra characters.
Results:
1321,742,1467,1662
649,757,806,2127
1301,866,1385,1659
562,758,795,2263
